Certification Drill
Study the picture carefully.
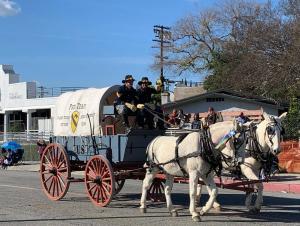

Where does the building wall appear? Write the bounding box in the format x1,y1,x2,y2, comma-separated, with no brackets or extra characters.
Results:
164,95,278,116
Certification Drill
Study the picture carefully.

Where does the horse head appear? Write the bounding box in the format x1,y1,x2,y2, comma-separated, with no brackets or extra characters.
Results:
256,112,287,155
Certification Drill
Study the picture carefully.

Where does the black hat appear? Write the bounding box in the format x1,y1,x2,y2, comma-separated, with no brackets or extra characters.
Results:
122,74,135,83
138,77,152,85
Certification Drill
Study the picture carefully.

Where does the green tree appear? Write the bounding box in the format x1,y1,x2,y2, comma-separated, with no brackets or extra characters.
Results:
159,0,300,102
283,97,300,140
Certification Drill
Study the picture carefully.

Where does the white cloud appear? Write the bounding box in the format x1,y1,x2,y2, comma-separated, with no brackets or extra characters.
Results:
0,0,21,17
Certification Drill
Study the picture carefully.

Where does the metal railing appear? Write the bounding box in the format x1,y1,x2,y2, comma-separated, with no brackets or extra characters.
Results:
37,86,86,98
0,130,53,144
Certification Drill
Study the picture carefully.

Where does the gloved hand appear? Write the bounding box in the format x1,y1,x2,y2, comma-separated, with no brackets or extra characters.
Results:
137,104,145,109
125,102,137,112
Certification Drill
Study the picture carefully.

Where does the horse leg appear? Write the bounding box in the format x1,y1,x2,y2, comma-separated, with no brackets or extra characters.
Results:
195,183,202,207
241,166,263,213
199,173,218,216
140,168,157,213
206,185,222,211
189,170,201,222
164,174,177,216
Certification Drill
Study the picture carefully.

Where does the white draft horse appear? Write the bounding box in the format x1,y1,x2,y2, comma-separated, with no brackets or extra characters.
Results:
197,112,287,214
139,124,240,222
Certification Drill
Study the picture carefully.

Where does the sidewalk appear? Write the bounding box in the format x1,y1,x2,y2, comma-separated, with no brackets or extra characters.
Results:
4,161,300,194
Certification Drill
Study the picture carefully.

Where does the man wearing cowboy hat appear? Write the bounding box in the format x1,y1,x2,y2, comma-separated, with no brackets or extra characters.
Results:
116,75,138,129
136,77,158,129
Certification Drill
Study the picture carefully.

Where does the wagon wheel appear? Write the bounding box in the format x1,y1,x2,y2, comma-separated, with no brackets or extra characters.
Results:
147,178,165,202
115,179,125,195
85,155,115,207
40,143,70,201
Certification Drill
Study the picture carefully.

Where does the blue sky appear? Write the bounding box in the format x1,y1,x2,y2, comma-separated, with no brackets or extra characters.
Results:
0,0,218,88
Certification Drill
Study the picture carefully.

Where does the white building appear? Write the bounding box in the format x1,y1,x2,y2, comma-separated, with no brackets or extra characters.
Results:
0,64,80,142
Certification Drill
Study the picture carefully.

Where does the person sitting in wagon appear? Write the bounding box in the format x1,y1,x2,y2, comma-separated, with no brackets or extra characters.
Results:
236,112,250,124
116,74,138,129
191,113,201,129
167,108,180,127
136,77,158,129
206,107,217,126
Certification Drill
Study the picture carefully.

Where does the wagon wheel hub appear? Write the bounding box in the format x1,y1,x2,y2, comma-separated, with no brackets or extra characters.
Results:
93,176,102,185
49,168,57,176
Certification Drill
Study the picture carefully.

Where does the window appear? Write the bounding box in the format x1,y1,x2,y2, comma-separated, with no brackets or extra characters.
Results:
206,97,224,102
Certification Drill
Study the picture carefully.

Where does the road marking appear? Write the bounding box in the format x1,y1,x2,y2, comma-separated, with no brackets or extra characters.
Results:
0,184,85,196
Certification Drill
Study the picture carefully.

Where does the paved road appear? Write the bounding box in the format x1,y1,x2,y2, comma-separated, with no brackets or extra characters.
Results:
0,170,299,226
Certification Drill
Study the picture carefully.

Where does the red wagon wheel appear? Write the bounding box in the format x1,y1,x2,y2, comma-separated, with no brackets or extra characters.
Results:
40,143,70,201
85,155,115,207
148,178,165,202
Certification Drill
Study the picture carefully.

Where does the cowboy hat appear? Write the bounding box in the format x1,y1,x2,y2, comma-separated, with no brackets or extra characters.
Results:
122,74,135,83
138,76,152,85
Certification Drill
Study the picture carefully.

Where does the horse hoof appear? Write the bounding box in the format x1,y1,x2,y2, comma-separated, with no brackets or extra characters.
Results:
170,211,178,217
249,208,260,214
199,210,205,216
140,208,146,214
192,216,201,222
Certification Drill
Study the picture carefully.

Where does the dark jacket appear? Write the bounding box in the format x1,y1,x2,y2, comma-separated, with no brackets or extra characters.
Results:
136,87,157,104
117,85,137,104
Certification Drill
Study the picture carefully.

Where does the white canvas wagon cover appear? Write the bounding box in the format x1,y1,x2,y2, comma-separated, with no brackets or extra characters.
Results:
53,86,119,136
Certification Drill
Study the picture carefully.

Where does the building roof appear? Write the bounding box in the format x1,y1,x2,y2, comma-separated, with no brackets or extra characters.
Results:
162,89,287,109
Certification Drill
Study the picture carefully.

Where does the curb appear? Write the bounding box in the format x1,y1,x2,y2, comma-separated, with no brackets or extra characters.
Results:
263,182,300,194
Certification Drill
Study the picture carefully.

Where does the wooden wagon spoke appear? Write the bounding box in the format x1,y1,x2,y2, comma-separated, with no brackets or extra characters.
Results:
101,183,111,196
57,174,66,188
99,187,104,203
100,186,108,200
102,177,112,182
43,175,53,184
92,185,98,199
86,169,96,180
101,181,112,191
57,160,65,169
44,155,52,168
57,167,68,172
100,163,106,176
88,183,97,193
50,177,56,197
90,160,97,175
56,177,61,196
41,170,51,175
48,150,54,166
54,147,60,166
48,176,54,192
101,170,109,179
96,187,101,204
42,162,52,170
57,171,68,180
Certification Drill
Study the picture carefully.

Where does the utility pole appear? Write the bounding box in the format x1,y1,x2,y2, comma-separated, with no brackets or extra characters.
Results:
153,25,171,92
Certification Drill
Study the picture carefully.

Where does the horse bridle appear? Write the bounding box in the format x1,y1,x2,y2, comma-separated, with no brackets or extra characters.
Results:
265,117,284,147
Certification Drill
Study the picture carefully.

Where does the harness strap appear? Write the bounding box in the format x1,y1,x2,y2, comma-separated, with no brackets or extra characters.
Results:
175,133,189,177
